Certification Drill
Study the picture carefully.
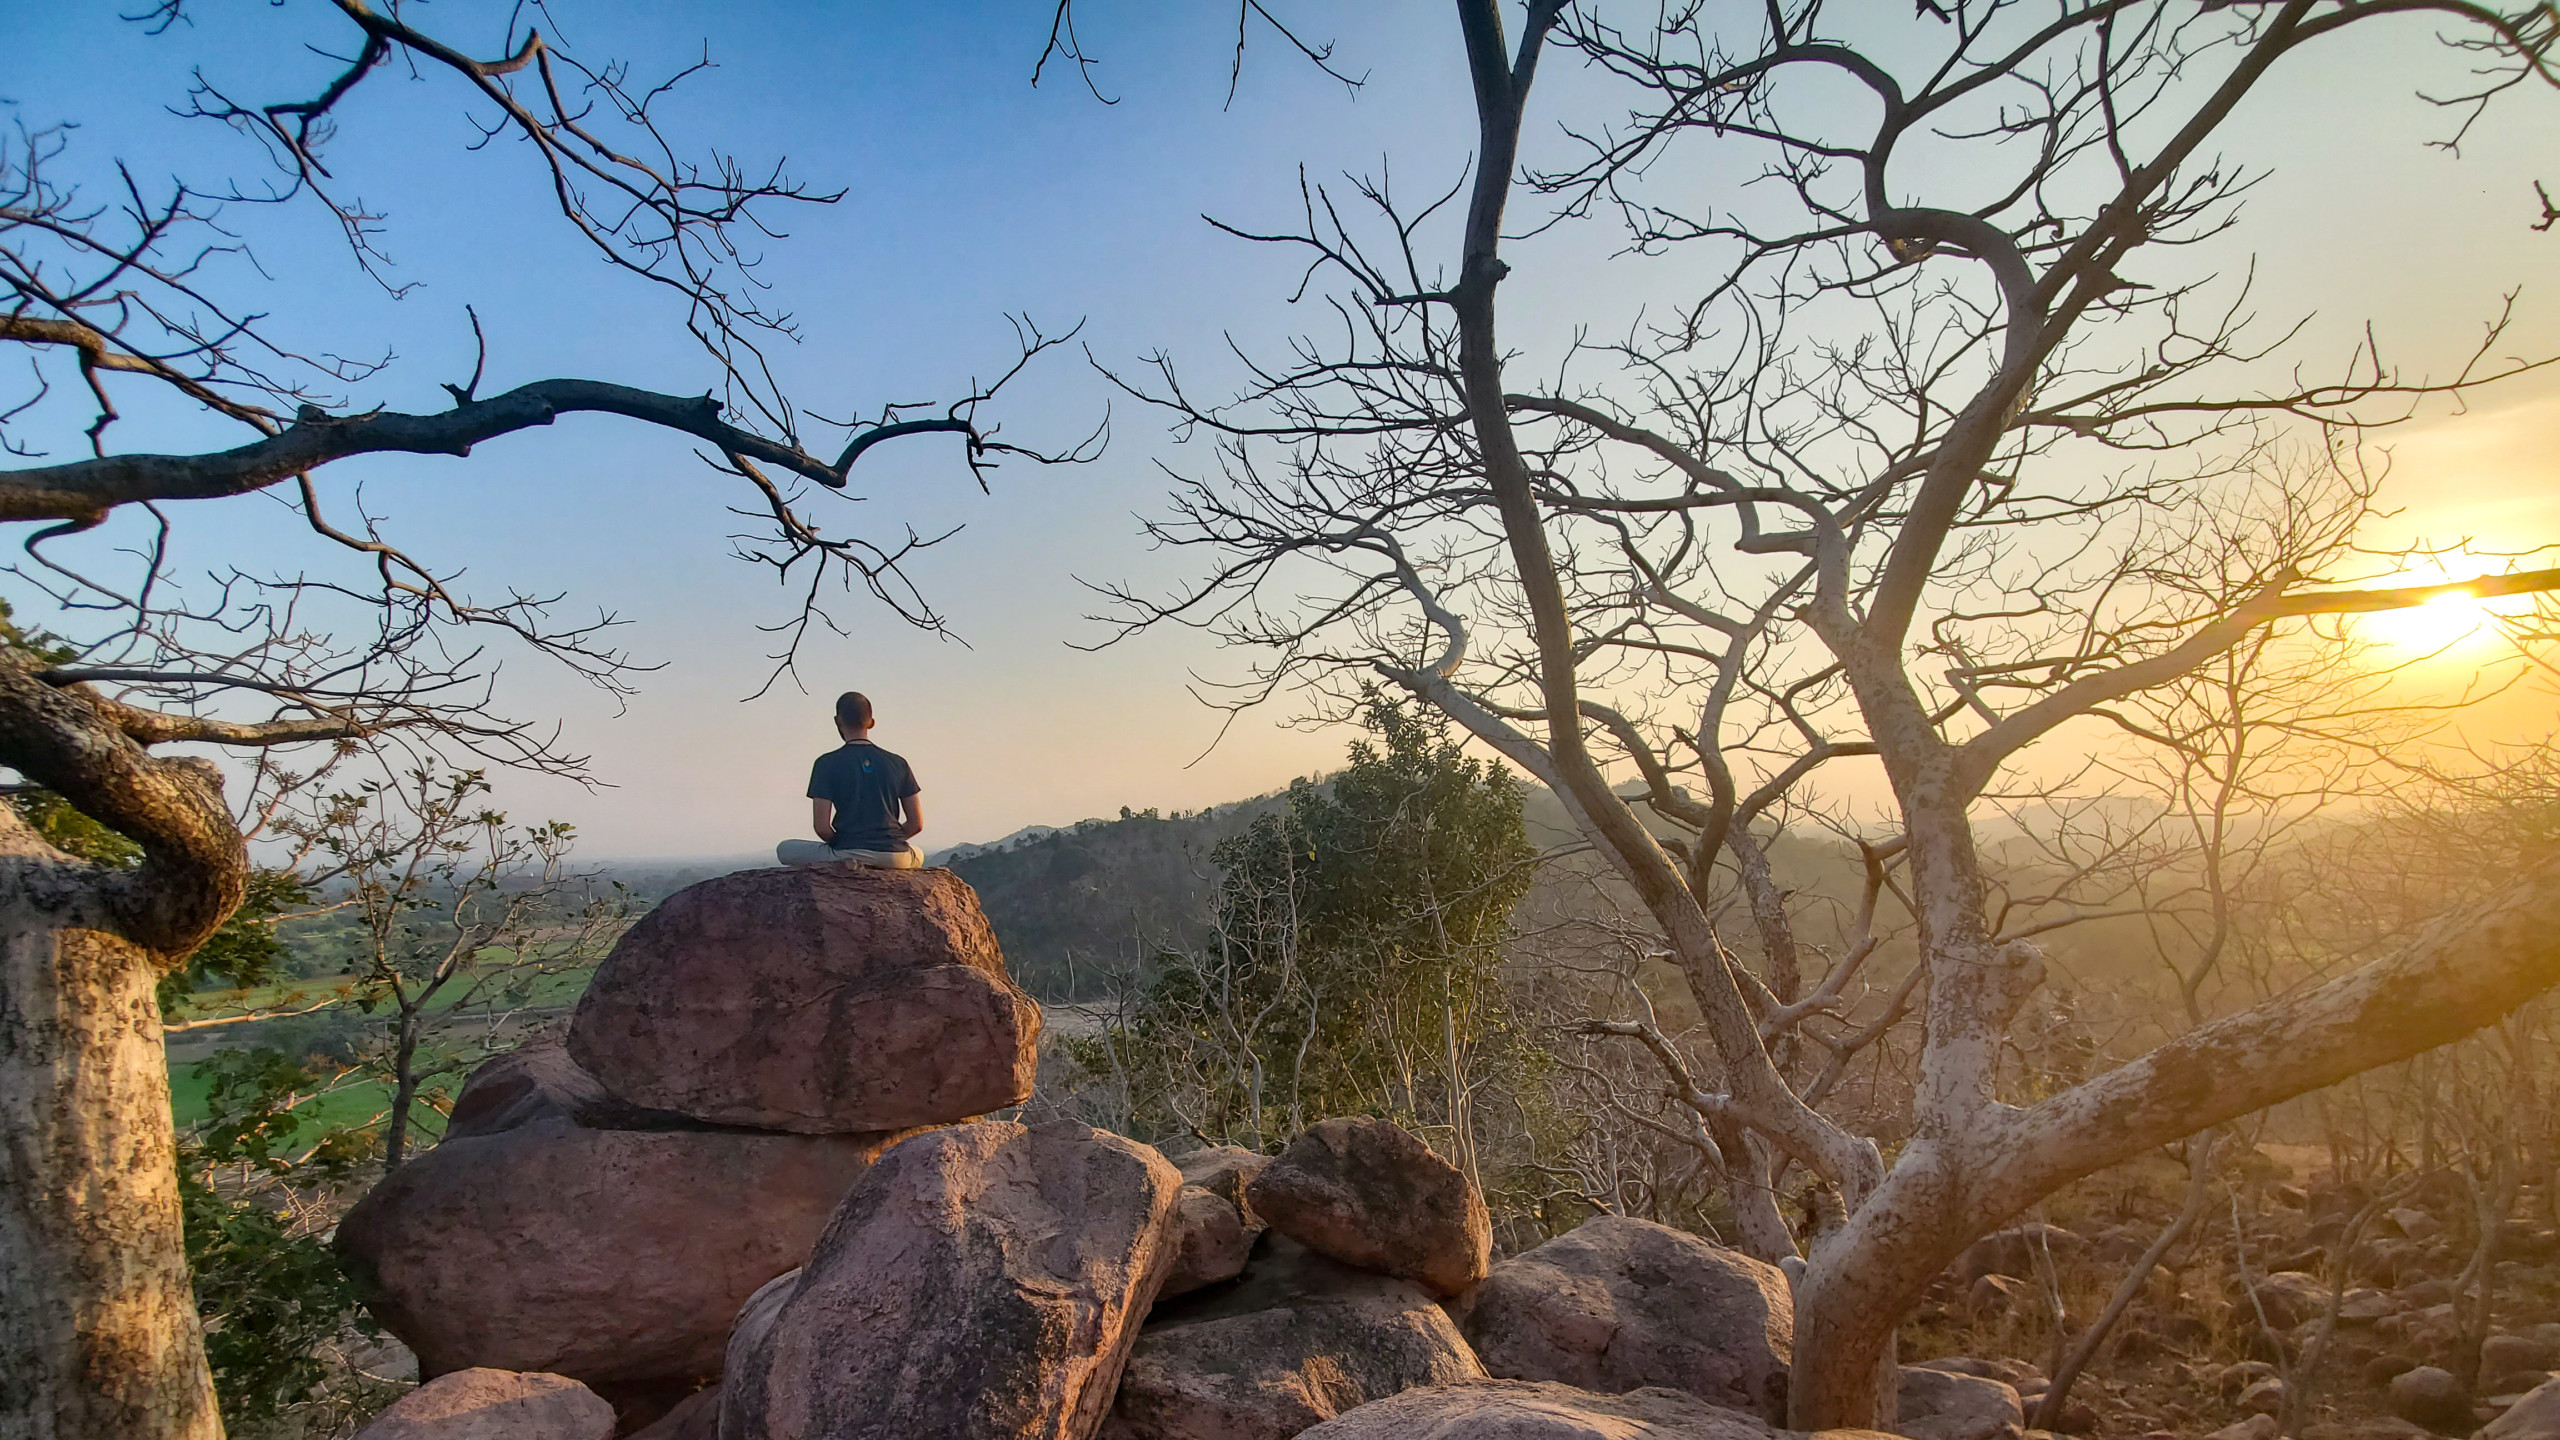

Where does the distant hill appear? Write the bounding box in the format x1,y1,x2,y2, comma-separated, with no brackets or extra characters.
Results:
942,797,1290,1001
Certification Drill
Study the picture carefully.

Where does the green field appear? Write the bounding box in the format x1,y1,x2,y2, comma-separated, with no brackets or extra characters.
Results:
165,963,600,1135
165,957,597,1028
168,1060,392,1132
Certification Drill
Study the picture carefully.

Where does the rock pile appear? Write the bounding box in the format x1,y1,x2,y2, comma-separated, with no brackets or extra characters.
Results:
338,866,1040,1427
340,862,1926,1440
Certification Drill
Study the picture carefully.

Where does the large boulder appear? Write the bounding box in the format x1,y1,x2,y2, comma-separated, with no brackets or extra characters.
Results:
2485,1378,2560,1440
1246,1118,1491,1297
355,1368,614,1440
1895,1365,2024,1440
2387,1367,2471,1433
336,1043,909,1393
1106,1234,1486,1439
1292,1379,1896,1439
438,1037,698,1137
721,1121,1185,1440
1161,1186,1261,1299
569,865,1041,1131
1459,1215,1793,1424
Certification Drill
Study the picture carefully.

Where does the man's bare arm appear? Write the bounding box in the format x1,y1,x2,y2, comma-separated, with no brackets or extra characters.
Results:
812,798,836,843
902,793,925,841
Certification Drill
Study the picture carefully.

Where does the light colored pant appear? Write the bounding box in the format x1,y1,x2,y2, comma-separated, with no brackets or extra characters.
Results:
776,839,923,869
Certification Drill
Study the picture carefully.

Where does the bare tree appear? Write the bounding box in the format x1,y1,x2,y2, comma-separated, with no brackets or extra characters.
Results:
0,6,1088,1434
1094,2,2560,1425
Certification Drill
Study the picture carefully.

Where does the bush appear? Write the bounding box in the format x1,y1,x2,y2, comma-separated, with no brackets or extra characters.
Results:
182,1047,378,1432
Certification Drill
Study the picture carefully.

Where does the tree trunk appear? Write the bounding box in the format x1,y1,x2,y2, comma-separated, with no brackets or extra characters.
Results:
0,915,221,1439
382,1013,423,1171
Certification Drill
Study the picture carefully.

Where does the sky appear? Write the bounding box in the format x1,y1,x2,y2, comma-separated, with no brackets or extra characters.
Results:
3,3,2555,860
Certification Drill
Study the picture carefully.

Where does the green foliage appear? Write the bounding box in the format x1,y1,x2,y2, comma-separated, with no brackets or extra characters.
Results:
1103,693,1537,1148
180,1047,376,1432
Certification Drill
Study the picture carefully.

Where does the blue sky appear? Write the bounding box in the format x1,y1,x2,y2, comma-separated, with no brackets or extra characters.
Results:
5,3,2555,858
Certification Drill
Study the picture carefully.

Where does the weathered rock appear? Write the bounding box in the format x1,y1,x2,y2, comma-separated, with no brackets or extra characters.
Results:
439,1037,698,1137
1161,1187,1260,1300
1967,1275,2029,1315
2237,1271,2331,1330
2388,1208,2443,1242
2204,1417,2277,1440
355,1368,614,1440
569,865,1040,1131
1897,1366,2025,1440
2386,1367,2471,1433
2485,1379,2560,1440
1175,1146,1271,1216
2489,1336,2560,1376
625,1387,719,1440
2299,1418,2433,1440
2340,1289,2397,1323
2217,1362,2278,1401
1246,1118,1491,1297
1459,1215,1792,1424
2237,1378,2286,1416
1106,1234,1484,1439
1949,1225,2085,1286
336,1049,909,1392
1293,1378,1896,1439
725,1269,798,1381
721,1120,1184,1440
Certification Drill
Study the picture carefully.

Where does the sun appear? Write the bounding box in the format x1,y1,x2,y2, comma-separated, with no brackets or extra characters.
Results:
2354,587,2492,655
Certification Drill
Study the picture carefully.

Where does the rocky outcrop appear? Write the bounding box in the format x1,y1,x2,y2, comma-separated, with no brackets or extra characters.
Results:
1106,1234,1485,1439
335,1045,908,1392
569,865,1040,1132
721,1121,1185,1440
1292,1378,1895,1439
1458,1215,1793,1424
1895,1365,2025,1440
354,1368,614,1440
1246,1118,1491,1298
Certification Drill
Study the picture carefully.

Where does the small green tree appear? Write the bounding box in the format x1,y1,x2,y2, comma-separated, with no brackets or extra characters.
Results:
179,1046,379,1434
1108,695,1536,1168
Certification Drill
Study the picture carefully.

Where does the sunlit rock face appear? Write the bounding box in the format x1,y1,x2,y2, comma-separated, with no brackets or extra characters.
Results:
335,1042,914,1394
569,864,1040,1132
1457,1215,1794,1425
1106,1232,1486,1440
720,1121,1185,1440
1245,1116,1493,1299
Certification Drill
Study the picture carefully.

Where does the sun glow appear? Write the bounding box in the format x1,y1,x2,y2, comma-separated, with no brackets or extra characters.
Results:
2356,587,2493,655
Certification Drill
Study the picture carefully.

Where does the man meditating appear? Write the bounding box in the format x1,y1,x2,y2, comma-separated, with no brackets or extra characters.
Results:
776,691,925,869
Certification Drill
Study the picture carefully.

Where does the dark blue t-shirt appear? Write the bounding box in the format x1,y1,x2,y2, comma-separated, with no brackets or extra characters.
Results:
807,742,919,852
